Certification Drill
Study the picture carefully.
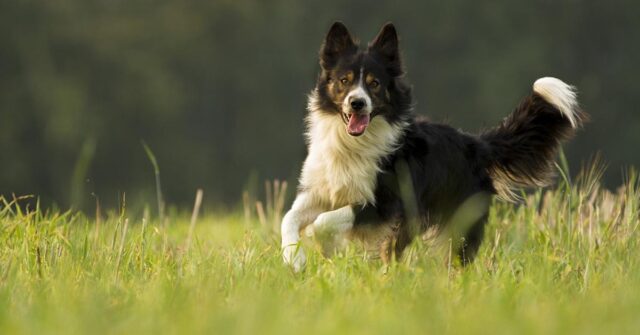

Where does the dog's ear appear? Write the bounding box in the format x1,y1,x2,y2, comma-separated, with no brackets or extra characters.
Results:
369,22,402,76
320,22,357,70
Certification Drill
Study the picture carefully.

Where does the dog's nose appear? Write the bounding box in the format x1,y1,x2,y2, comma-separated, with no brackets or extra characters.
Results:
350,98,366,111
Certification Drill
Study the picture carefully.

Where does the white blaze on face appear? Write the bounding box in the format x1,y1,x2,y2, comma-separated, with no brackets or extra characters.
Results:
342,67,374,136
342,67,373,115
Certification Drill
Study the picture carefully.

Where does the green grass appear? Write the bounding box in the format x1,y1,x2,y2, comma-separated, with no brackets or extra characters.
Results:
1,169,640,335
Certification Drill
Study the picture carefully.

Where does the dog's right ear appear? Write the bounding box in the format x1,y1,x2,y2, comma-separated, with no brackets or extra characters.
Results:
319,22,357,70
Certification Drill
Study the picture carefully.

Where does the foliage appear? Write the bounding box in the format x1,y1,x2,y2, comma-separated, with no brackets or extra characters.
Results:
1,1,639,208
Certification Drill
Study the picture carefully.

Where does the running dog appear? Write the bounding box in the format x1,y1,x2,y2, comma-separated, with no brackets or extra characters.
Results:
281,22,585,271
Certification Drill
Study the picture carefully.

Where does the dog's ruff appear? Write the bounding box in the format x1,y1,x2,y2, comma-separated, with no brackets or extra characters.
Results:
281,92,405,270
302,91,406,207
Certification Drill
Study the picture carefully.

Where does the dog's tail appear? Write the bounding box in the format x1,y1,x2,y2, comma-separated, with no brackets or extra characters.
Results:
481,77,587,200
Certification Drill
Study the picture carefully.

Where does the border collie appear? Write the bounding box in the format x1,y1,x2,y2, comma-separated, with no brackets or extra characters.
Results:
281,22,585,271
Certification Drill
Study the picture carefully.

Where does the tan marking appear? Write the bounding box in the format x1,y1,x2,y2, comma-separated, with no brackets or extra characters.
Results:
366,73,381,93
346,71,354,82
365,73,375,84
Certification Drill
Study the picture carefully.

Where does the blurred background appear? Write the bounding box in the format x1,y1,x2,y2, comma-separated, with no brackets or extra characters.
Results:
1,0,638,211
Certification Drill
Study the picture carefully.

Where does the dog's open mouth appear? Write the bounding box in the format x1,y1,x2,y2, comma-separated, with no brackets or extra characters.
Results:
342,112,370,136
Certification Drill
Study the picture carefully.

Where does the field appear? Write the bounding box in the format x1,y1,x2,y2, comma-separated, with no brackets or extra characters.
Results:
1,166,639,335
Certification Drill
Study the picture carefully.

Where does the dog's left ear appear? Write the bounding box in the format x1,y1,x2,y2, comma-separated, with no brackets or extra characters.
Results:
369,23,402,76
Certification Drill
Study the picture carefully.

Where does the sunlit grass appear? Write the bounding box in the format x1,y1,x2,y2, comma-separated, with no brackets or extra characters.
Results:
1,167,639,334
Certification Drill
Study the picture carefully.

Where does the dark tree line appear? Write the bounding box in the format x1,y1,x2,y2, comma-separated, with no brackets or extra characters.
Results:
1,0,638,210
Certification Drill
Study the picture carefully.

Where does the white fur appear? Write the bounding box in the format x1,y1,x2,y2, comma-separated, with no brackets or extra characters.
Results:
305,205,354,237
281,193,323,272
342,67,373,115
302,90,407,207
533,77,580,128
281,90,407,270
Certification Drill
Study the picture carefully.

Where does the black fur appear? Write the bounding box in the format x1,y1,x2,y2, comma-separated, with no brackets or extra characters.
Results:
313,22,585,264
482,93,586,191
315,22,412,125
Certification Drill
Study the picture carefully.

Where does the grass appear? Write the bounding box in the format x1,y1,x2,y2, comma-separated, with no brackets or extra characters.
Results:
1,167,640,335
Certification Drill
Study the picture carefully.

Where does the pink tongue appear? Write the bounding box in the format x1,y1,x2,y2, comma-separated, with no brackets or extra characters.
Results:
347,114,370,136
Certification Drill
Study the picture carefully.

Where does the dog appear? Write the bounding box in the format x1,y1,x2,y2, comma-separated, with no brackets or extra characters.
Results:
281,22,585,271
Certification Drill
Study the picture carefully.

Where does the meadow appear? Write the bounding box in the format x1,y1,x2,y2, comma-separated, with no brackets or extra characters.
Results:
1,162,639,335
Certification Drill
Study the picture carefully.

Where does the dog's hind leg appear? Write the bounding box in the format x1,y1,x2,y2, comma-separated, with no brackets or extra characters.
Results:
457,214,488,266
379,221,414,265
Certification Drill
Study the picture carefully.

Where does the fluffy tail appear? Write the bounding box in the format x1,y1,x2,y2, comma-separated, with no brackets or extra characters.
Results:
481,77,587,200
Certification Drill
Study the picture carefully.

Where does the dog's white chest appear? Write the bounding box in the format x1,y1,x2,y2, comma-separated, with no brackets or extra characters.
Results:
302,150,378,208
299,111,406,209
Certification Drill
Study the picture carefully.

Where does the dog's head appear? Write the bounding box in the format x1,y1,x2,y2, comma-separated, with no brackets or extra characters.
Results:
313,22,411,136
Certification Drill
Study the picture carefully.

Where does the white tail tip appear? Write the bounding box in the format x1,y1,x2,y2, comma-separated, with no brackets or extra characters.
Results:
533,77,580,128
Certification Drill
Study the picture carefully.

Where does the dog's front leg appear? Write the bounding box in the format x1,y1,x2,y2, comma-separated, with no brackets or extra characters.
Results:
281,193,321,272
305,205,355,240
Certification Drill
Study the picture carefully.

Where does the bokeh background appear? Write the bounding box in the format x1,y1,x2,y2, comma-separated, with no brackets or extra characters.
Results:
1,0,638,210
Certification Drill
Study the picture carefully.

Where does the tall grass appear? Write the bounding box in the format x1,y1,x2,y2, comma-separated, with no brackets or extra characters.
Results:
0,166,639,334
142,141,165,221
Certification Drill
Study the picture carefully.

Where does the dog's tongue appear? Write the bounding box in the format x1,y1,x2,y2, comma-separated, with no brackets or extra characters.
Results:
347,114,370,136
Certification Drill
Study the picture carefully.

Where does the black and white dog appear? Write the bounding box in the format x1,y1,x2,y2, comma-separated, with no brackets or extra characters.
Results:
281,22,585,271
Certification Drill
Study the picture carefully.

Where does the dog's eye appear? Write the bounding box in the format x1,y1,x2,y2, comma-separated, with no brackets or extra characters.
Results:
340,78,349,85
369,79,380,88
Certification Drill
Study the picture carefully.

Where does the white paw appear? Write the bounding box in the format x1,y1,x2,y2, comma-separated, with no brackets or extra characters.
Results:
304,224,316,237
282,244,306,272
303,211,346,239
311,212,334,237
313,211,353,236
